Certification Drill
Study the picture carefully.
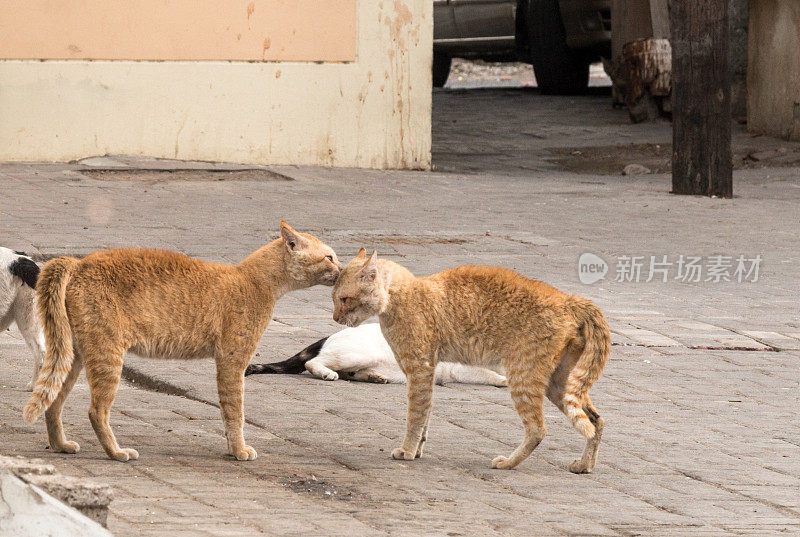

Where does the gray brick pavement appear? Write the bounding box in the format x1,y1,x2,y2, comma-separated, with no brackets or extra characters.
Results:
2,329,799,536
1,90,799,535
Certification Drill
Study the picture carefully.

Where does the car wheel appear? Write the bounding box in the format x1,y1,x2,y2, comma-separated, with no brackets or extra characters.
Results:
524,0,590,95
433,52,452,88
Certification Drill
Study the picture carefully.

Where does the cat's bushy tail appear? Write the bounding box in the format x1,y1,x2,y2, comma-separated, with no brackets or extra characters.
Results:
568,297,610,393
23,257,80,423
563,297,611,435
245,336,328,376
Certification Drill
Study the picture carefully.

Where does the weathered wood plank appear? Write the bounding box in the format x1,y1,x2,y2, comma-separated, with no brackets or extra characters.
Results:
610,0,670,111
623,38,671,122
671,0,733,197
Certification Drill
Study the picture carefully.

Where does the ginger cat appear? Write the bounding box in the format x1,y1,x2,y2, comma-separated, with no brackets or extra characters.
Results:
24,222,341,462
332,249,610,473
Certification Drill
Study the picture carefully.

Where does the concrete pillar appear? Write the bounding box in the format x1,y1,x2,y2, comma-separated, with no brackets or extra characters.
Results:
747,0,800,141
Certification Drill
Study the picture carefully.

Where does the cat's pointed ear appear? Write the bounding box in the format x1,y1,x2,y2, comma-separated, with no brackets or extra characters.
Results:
353,247,367,261
280,221,308,252
361,251,378,281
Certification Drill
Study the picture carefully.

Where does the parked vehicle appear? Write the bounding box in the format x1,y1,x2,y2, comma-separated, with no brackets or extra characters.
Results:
433,0,611,94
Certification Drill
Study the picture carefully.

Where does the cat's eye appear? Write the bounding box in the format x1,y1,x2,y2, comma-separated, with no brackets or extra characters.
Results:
340,297,348,305
325,255,334,263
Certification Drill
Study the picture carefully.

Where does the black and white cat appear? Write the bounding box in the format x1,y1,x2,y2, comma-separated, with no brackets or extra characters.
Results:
0,247,44,391
246,323,508,386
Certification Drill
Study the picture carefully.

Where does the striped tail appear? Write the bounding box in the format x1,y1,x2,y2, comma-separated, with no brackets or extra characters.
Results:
23,257,80,423
245,336,328,376
563,297,611,437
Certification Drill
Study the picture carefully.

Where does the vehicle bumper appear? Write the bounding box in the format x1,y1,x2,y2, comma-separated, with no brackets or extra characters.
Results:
559,0,611,52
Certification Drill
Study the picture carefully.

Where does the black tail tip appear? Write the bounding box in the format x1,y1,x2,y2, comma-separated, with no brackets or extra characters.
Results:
245,363,284,376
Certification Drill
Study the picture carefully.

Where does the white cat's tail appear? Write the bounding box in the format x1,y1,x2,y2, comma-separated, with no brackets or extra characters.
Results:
439,363,508,387
245,336,328,376
563,297,611,434
23,257,79,423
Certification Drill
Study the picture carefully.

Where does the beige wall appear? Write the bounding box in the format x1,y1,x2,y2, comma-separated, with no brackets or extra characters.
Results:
0,0,432,169
748,0,800,141
0,0,355,62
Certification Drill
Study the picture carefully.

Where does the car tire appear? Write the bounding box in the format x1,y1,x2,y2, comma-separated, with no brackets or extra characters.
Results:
433,52,452,88
524,0,591,95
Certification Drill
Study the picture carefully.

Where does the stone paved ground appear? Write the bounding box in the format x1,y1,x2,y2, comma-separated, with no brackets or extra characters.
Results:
1,89,799,536
444,59,611,89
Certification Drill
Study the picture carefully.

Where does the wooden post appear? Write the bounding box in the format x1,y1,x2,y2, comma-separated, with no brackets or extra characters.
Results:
671,0,732,197
609,0,670,110
623,38,671,122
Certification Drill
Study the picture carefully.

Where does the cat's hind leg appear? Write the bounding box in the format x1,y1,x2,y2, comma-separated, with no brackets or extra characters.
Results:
14,295,45,391
305,357,339,381
565,395,603,474
346,368,389,383
448,363,508,387
85,347,139,462
45,355,83,454
28,344,44,392
492,358,549,470
546,349,602,474
415,414,431,458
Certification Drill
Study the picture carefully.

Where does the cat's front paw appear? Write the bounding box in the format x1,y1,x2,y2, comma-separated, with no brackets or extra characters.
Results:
110,448,139,462
232,445,258,461
491,455,515,469
391,447,416,461
52,440,80,454
322,371,339,381
495,377,509,387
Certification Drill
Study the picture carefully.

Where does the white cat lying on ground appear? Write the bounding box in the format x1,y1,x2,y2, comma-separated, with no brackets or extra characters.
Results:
0,247,44,391
246,323,508,386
